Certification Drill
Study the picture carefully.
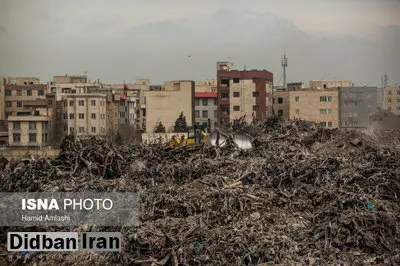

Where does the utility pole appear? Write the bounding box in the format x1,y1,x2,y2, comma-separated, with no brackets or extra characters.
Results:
281,53,288,90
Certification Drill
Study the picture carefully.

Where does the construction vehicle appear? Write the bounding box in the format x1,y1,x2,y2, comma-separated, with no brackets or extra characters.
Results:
169,124,208,148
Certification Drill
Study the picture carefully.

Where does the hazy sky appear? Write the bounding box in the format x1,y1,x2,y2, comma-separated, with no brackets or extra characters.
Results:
0,0,399,85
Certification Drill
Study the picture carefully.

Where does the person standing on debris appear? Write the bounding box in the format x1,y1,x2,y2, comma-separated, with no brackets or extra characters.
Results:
179,135,185,147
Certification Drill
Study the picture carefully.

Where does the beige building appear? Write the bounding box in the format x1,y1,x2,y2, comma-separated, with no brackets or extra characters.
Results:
144,80,194,133
61,94,107,137
273,91,290,118
382,86,400,114
8,107,52,147
309,80,353,90
289,88,340,128
195,79,217,93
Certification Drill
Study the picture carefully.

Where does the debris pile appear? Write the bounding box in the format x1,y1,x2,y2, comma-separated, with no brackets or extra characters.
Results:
1,117,400,265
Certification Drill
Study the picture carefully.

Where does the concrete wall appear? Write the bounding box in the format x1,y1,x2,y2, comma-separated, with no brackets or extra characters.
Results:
340,87,378,129
0,147,60,159
195,79,218,93
309,80,353,90
144,81,194,133
382,86,400,115
273,91,290,118
289,89,340,128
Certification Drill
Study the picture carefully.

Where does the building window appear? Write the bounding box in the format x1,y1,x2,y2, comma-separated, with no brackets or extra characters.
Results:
397,90,400,95
79,113,84,119
17,90,22,96
5,112,12,118
278,110,283,116
214,110,217,118
13,122,20,130
63,125,67,132
233,92,240,97
388,91,392,95
91,100,96,106
195,110,200,118
51,87,56,93
320,109,327,114
277,97,283,104
320,96,327,102
29,133,37,143
69,113,74,119
388,107,392,111
233,78,240,83
295,96,299,102
71,89,76,94
13,133,21,142
29,121,36,130
295,109,299,114
79,100,84,106
214,98,217,105
327,96,332,102
48,100,53,106
17,102,22,108
397,106,400,110
69,100,74,106
233,106,240,111
388,98,392,102
195,99,200,106
42,133,48,143
90,113,96,119
5,90,11,96
63,101,68,107
327,109,332,114
202,99,208,106
6,102,12,108
320,122,327,127
253,91,259,97
328,122,332,127
70,127,74,133
253,105,259,111
27,90,32,96
42,121,48,130
221,92,229,99
91,127,96,133
202,110,208,118
252,78,258,83
38,90,44,96
79,127,85,133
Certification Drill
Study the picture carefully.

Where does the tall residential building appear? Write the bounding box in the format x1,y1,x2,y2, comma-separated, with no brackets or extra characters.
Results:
50,75,102,101
289,88,340,128
143,80,195,133
195,92,218,130
309,80,353,90
382,86,400,114
340,87,378,129
60,94,107,137
217,62,273,126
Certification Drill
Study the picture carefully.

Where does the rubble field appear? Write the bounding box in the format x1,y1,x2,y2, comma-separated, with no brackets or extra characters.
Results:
1,117,400,265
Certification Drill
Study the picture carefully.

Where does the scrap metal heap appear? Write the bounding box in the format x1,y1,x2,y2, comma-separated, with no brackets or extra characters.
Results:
1,117,400,265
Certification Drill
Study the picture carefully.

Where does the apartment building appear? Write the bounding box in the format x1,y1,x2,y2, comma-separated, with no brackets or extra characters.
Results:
289,88,339,128
340,87,378,129
50,75,102,101
309,80,353,90
61,94,107,137
195,92,217,130
382,86,400,115
272,91,290,118
217,62,273,126
8,106,52,147
143,80,194,133
4,78,47,118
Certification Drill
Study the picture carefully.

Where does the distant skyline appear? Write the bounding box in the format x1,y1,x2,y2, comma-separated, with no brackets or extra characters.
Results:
0,0,399,85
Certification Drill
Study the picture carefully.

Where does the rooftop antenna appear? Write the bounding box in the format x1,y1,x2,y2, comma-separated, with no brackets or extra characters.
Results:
281,53,288,90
